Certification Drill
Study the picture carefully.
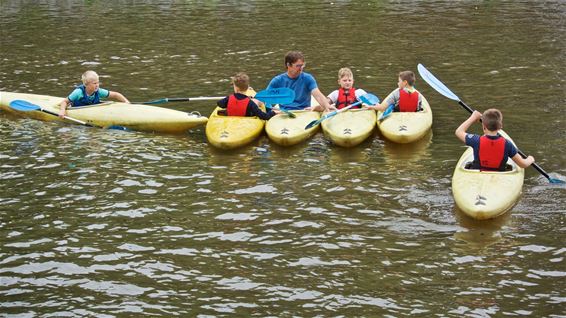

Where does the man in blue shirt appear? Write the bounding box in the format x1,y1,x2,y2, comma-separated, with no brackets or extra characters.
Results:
267,51,335,112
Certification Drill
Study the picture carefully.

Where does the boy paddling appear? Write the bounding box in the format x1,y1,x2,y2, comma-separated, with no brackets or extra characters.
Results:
455,108,534,171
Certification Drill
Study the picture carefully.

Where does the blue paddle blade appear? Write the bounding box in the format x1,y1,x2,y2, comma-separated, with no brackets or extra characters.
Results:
255,87,295,105
549,178,565,184
417,63,460,101
359,93,380,105
378,104,395,121
9,100,42,111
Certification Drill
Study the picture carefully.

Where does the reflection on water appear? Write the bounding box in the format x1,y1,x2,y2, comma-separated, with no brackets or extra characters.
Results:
1,1,566,317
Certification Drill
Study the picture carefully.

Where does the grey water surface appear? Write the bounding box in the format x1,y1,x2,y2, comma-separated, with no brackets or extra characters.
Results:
1,1,565,317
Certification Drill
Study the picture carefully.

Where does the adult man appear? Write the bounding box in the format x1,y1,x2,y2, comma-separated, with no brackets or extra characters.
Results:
267,51,335,112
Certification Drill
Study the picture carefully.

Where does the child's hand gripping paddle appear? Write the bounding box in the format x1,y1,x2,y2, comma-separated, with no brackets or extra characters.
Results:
304,93,380,129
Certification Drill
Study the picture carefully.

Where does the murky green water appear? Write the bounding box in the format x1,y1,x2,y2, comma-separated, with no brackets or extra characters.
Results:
1,1,565,316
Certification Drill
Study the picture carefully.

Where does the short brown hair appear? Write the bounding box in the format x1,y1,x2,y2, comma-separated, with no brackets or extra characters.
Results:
482,108,503,131
284,51,304,68
232,72,249,91
399,71,416,86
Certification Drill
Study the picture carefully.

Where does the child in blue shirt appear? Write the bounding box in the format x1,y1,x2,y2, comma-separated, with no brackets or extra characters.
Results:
455,108,534,171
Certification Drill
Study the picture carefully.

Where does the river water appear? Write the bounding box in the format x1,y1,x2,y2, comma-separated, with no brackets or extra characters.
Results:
1,1,565,317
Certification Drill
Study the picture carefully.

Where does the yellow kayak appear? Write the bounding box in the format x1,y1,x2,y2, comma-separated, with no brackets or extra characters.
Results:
205,89,265,149
377,93,432,143
265,110,320,146
321,108,376,147
266,97,321,146
452,131,525,220
0,91,207,133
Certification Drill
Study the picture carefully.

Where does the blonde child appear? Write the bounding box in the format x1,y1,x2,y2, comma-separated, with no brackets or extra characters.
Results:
327,67,368,109
59,70,129,118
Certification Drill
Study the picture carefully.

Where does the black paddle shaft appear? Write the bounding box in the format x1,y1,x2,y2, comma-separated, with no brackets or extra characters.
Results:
458,100,553,181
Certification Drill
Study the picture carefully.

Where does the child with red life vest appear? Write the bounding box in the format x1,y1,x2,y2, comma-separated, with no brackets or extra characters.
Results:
368,70,422,112
59,70,129,118
455,109,534,171
327,67,368,109
217,72,279,120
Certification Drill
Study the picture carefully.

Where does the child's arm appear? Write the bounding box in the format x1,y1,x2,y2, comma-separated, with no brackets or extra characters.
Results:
108,91,130,103
216,96,229,108
59,98,71,118
249,100,278,120
511,153,535,168
455,110,482,143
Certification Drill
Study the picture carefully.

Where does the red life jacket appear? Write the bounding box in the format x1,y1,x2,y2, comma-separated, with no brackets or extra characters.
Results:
398,89,419,112
227,94,249,116
336,88,358,109
478,135,506,171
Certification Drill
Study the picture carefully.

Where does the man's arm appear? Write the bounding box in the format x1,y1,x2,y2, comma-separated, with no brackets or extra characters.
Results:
311,88,335,111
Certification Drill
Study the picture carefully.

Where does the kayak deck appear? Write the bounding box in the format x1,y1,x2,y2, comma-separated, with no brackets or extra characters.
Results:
377,93,432,143
321,108,376,147
0,91,208,133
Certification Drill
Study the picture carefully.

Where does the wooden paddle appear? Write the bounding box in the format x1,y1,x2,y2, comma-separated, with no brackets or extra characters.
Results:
417,63,563,184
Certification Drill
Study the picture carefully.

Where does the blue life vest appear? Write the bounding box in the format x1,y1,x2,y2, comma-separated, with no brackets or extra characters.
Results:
72,84,101,107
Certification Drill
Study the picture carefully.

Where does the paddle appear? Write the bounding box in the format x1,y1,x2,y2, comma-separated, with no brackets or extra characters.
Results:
378,104,395,121
9,100,128,130
136,96,225,105
255,87,296,118
417,63,563,184
304,93,380,130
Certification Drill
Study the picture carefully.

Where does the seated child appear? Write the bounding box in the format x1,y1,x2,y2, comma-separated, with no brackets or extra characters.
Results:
369,70,422,112
217,72,279,120
59,70,129,118
455,108,535,171
327,67,368,109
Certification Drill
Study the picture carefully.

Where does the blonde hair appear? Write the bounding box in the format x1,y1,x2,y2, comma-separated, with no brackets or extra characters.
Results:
482,108,503,131
338,67,354,80
232,72,250,91
81,70,99,85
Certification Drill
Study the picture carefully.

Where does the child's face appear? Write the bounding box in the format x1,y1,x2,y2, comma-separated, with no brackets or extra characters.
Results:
85,78,100,93
338,76,354,89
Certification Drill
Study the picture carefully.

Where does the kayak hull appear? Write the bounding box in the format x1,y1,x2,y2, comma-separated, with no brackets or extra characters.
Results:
266,110,320,146
321,109,376,147
452,131,525,220
206,107,265,149
377,93,432,143
0,92,208,133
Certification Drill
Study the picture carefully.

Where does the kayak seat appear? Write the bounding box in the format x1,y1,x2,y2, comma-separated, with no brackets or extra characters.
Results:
464,161,513,171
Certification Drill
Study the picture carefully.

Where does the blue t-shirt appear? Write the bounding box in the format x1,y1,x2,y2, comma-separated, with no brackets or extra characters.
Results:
465,133,518,169
68,87,110,106
267,72,317,110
